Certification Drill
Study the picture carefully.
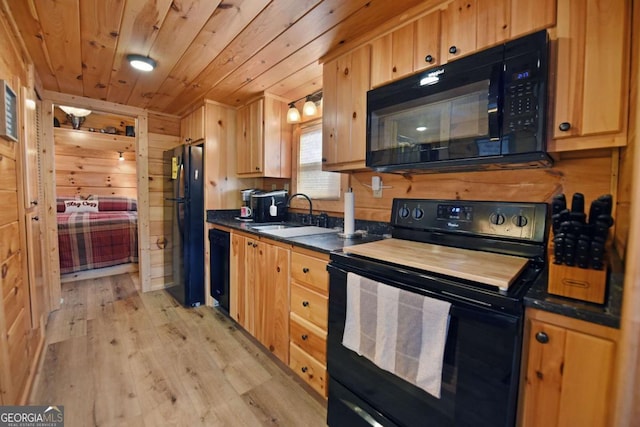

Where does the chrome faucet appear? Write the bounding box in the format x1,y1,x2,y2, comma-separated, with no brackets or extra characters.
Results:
287,193,313,224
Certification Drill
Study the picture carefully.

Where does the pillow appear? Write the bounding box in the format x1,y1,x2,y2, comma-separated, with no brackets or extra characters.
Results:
64,200,99,213
96,196,137,211
57,196,79,212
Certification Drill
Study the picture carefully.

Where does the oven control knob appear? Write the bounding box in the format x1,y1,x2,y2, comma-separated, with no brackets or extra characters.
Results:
399,206,410,218
489,213,506,225
412,207,424,220
513,215,528,227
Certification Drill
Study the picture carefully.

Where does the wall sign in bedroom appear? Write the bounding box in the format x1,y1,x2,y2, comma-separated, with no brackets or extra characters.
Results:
0,80,18,142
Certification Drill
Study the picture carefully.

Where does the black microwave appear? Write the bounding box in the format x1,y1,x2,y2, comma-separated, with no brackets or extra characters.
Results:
366,30,552,173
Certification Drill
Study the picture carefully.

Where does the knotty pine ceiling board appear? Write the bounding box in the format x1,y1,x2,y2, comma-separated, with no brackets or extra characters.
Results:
146,0,270,112
6,0,444,113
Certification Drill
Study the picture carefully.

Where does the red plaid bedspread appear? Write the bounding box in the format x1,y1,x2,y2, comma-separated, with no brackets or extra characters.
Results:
57,211,138,274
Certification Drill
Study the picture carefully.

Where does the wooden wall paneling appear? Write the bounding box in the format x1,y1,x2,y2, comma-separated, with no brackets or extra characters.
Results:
346,156,614,222
147,112,181,136
136,114,150,292
614,0,640,423
40,100,61,311
147,131,178,290
53,107,135,134
148,132,180,290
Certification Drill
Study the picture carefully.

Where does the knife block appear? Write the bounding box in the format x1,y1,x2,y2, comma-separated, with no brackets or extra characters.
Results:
547,258,608,304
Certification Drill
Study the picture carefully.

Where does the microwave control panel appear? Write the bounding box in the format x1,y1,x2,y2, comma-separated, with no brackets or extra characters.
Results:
504,77,540,133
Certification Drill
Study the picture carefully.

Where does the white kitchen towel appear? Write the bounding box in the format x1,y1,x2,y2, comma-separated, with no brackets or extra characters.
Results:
342,272,451,398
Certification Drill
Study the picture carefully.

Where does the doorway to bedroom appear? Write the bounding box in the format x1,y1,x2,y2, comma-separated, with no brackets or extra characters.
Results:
52,106,139,283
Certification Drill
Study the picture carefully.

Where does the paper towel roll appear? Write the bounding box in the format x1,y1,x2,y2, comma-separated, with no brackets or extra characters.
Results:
344,190,355,235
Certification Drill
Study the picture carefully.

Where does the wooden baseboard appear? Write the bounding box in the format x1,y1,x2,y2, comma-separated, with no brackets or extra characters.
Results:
60,263,139,283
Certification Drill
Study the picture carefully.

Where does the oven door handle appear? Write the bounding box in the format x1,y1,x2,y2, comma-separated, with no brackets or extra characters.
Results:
488,63,503,141
339,398,390,427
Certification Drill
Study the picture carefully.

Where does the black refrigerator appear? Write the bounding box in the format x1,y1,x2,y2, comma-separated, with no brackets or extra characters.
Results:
164,144,204,307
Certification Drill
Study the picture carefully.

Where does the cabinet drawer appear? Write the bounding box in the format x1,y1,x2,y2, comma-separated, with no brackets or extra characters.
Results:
290,313,327,364
289,342,327,397
291,252,328,294
2,252,21,299
290,283,327,329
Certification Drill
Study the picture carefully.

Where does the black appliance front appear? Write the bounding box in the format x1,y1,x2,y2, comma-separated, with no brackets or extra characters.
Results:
366,30,550,173
209,228,230,312
250,190,288,223
327,261,524,427
165,144,205,307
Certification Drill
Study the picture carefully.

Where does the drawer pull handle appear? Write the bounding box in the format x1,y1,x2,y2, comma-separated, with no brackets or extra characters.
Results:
301,366,308,373
253,243,258,248
247,242,252,246
276,266,280,273
302,267,309,273
302,301,310,307
535,331,549,344
301,334,308,341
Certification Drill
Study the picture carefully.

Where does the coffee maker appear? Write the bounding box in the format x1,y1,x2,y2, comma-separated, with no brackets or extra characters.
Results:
250,190,288,223
240,189,258,219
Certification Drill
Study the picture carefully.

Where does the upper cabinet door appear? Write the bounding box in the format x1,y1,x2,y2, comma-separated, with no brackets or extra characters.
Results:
510,0,556,37
180,106,205,144
322,46,371,172
414,10,442,73
551,0,629,148
441,0,478,62
370,23,415,88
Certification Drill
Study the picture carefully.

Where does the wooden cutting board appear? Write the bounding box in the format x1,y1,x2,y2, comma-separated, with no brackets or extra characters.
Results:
343,238,529,290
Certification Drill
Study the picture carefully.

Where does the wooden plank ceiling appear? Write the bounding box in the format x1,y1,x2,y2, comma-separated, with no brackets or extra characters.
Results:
6,0,431,116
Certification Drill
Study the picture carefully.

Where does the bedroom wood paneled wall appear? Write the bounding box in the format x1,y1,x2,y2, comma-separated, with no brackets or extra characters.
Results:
147,112,180,291
54,127,137,199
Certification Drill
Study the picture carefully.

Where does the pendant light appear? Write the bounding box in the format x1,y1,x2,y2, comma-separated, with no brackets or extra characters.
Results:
286,103,301,123
303,95,318,117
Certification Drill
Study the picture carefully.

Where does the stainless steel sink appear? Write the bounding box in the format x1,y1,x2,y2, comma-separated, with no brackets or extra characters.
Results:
251,224,339,238
249,224,298,231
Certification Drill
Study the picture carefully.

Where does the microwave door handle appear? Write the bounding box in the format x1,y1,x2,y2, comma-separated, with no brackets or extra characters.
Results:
487,65,502,141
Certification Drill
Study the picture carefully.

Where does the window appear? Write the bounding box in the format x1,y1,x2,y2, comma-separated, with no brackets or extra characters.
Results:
296,124,341,200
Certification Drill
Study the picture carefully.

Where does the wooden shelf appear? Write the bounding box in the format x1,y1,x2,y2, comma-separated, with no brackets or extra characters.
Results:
53,127,135,152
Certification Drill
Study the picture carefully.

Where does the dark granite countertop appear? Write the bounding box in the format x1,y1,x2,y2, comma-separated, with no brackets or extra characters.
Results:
524,248,624,329
208,209,624,328
206,209,387,254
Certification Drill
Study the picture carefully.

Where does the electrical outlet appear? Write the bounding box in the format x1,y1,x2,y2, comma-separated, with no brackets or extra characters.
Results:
372,176,383,198
284,183,290,192
271,184,276,190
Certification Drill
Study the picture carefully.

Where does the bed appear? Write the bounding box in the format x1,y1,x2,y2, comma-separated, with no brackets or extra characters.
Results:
57,196,138,274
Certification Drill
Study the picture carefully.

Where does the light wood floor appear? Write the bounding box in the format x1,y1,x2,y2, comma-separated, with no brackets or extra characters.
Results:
29,274,327,427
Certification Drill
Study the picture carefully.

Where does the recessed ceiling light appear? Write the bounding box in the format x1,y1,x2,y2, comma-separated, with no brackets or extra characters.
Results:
416,126,427,132
127,54,156,72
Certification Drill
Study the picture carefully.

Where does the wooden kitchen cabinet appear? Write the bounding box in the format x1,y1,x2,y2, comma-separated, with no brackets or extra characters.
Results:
180,105,205,144
370,10,442,88
441,0,510,62
549,0,630,152
322,44,370,171
289,248,329,397
520,308,618,427
236,94,291,178
370,23,415,88
229,231,290,363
